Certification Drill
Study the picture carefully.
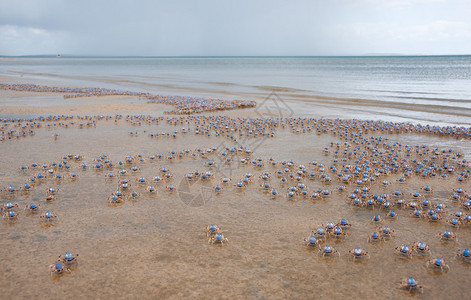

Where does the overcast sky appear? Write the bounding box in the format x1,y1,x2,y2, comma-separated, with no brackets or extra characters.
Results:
0,0,470,56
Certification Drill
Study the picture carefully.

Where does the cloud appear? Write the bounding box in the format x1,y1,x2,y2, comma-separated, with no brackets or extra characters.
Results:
412,20,471,41
0,0,470,55
354,20,471,42
0,24,74,55
324,19,471,54
344,0,446,6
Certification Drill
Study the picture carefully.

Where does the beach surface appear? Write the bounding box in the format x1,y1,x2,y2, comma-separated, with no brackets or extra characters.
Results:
1,68,471,299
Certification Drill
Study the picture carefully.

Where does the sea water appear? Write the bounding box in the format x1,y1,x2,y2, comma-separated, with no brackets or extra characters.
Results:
2,55,471,125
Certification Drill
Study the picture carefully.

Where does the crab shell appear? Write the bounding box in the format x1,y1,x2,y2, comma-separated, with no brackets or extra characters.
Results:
353,248,363,256
407,277,417,287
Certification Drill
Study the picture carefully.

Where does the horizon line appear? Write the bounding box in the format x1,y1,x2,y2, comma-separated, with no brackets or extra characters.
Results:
1,54,471,58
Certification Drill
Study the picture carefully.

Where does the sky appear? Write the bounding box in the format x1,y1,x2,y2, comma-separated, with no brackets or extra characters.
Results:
0,0,470,56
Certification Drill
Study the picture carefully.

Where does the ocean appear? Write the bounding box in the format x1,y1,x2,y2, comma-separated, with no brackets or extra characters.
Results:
1,55,471,125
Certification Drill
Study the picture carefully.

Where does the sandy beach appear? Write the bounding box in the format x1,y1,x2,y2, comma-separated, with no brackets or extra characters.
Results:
1,71,471,299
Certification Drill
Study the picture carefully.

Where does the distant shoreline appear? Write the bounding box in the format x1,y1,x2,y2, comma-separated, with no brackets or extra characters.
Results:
1,54,471,59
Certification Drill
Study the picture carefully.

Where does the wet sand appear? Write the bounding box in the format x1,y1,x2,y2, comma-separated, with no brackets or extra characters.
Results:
1,79,471,299
3,71,471,126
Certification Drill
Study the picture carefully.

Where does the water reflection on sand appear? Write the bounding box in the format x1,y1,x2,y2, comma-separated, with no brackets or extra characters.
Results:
0,114,470,299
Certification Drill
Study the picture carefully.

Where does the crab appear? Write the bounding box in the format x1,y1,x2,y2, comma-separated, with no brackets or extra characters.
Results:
447,218,461,228
331,227,346,239
108,194,123,204
40,211,57,223
221,177,232,184
2,202,19,211
208,233,228,245
421,185,433,193
268,189,277,197
234,181,246,190
304,236,319,247
113,190,124,198
420,199,432,208
119,182,131,190
47,187,58,195
412,241,431,255
46,194,56,202
349,248,369,259
439,230,456,242
406,201,421,210
319,245,340,257
392,190,403,197
379,226,395,238
322,189,331,196
449,191,461,201
394,245,413,258
2,210,19,220
350,198,363,207
410,209,424,218
25,203,40,212
214,185,223,193
456,248,471,262
286,190,297,199
206,224,222,237
365,199,376,208
382,201,393,210
367,232,383,243
427,213,441,222
387,211,398,219
371,215,383,223
4,185,17,193
200,172,212,180
50,263,69,277
410,192,424,200
58,252,79,266
128,191,140,199
395,198,406,207
259,182,271,190
400,277,423,294
312,228,327,240
337,218,352,229
323,222,336,234
434,203,447,212
68,172,79,179
427,257,449,272
259,172,271,181
185,173,195,181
